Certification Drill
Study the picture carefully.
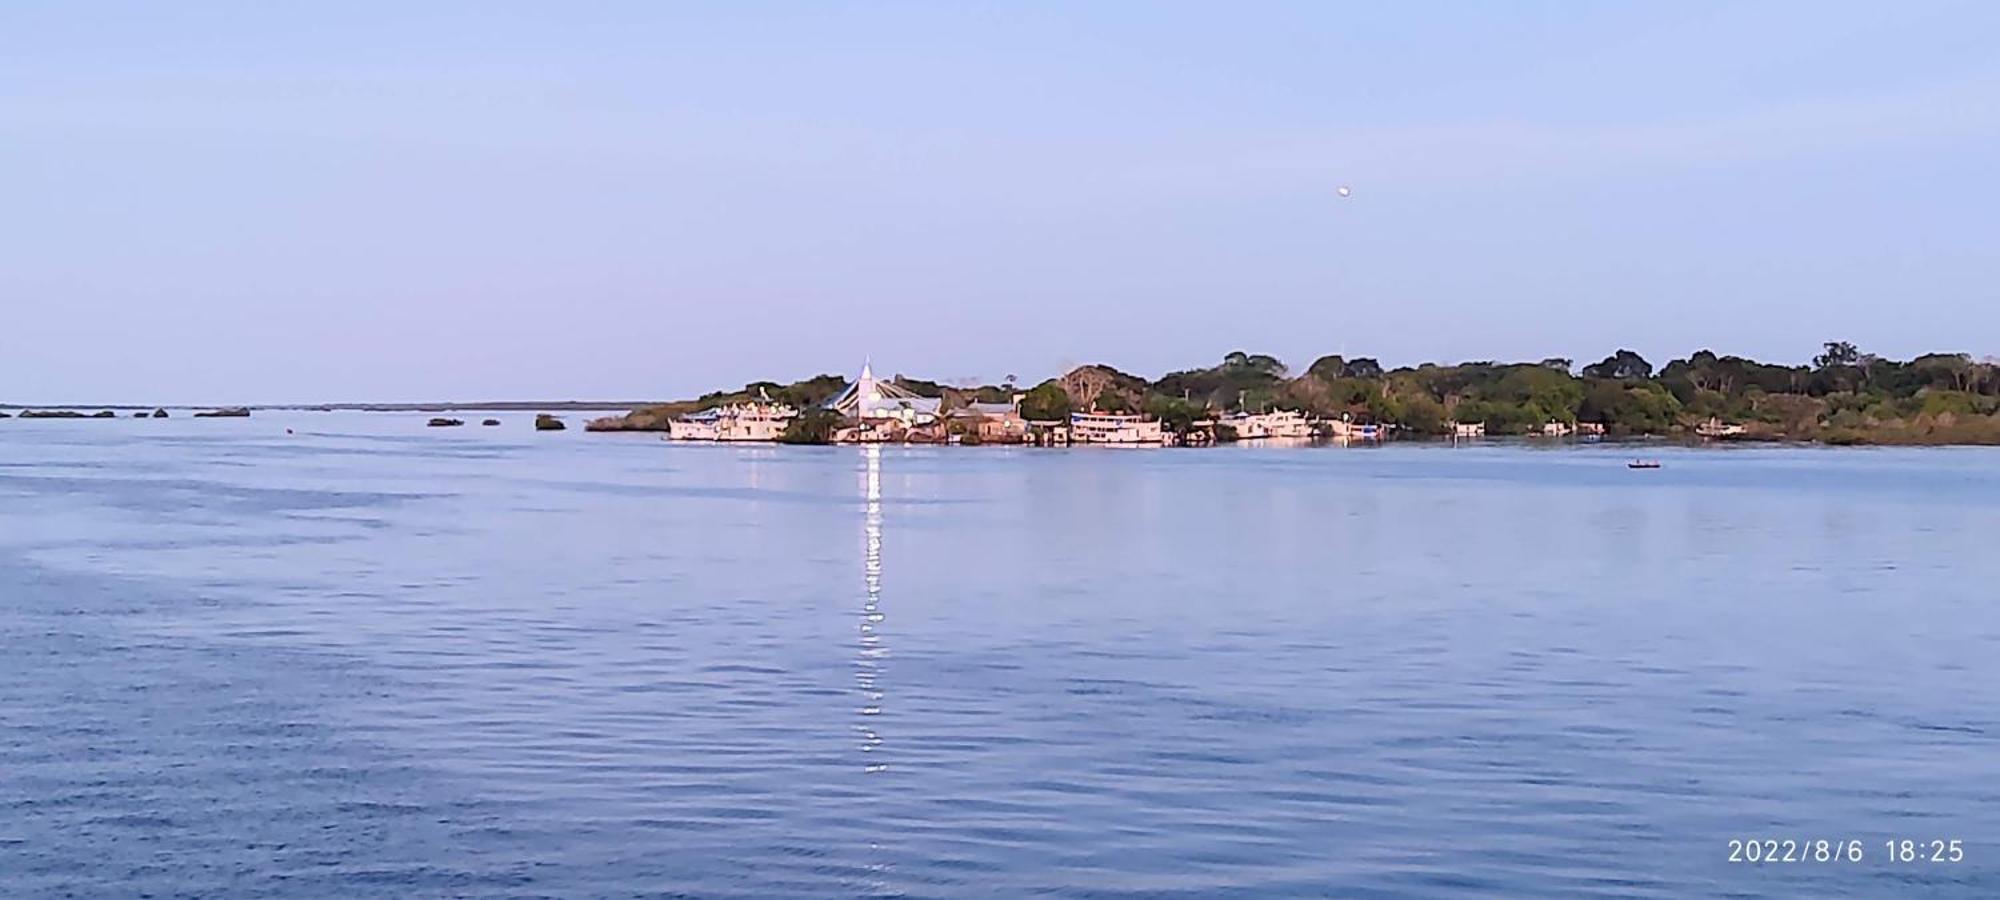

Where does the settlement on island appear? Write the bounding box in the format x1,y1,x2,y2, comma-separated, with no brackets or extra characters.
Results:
659,362,1413,446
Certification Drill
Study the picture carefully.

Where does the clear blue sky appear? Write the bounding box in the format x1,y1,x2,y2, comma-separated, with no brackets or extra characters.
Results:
3,2,1996,403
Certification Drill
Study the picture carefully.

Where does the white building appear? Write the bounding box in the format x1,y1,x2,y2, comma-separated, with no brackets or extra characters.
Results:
824,362,942,425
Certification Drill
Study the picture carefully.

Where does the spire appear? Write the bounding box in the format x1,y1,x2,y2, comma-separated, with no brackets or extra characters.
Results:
828,358,923,415
858,360,878,401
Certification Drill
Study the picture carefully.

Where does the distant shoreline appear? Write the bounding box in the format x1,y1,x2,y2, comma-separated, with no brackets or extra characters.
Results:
9,342,2000,448
0,401,653,413
3,407,1997,447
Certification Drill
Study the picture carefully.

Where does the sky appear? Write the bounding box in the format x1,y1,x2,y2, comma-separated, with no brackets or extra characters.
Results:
3,2,1997,404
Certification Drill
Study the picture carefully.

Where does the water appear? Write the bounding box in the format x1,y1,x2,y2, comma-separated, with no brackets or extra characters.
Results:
4,412,1998,897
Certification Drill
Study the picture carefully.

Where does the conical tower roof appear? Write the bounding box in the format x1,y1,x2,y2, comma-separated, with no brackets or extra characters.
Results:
826,359,926,413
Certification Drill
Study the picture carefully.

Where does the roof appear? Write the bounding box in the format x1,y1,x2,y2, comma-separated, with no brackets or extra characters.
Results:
950,401,1016,418
825,361,942,418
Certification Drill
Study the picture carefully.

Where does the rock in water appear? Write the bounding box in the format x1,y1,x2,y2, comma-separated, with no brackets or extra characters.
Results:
194,407,251,418
482,419,501,427
152,409,169,418
428,417,465,427
535,414,567,432
92,411,117,418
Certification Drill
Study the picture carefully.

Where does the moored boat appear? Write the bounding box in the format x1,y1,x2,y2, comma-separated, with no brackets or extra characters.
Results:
1068,411,1166,445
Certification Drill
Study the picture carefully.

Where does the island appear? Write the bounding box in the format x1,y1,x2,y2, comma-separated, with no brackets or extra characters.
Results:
582,343,2000,447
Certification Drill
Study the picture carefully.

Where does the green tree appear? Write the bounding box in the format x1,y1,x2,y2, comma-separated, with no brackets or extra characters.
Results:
1814,341,1860,370
1394,395,1448,434
1157,351,1290,409
1017,382,1072,421
1912,353,1974,392
1579,381,1680,433
778,409,843,444
1305,354,1347,381
1343,358,1384,379
1582,349,1653,380
1094,391,1135,414
1143,395,1207,434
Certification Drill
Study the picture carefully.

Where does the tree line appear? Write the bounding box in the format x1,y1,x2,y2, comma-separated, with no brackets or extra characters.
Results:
653,342,2000,445
1012,343,2000,444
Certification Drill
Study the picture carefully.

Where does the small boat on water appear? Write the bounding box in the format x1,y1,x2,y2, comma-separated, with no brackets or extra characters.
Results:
1628,459,1662,469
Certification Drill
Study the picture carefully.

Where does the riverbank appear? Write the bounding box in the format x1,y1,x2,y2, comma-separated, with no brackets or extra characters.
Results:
9,404,1999,446
576,347,2000,448
0,401,655,414
10,342,2000,447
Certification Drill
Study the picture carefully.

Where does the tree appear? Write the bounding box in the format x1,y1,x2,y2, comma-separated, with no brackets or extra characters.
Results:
1909,354,1971,392
1017,382,1072,421
1814,341,1860,370
1154,352,1289,410
1578,381,1680,433
700,374,847,411
1305,355,1383,381
1343,358,1384,379
1306,355,1347,381
1806,341,1867,395
1242,353,1287,377
1394,395,1447,434
1143,395,1205,434
1216,350,1286,377
778,409,842,444
1581,349,1653,381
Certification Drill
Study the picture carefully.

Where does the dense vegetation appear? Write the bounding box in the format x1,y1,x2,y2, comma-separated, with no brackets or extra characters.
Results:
1016,383,1073,421
695,374,848,411
1018,343,2000,444
778,408,843,444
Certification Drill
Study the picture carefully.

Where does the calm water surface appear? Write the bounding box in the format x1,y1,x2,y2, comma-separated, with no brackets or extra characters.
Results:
4,413,1998,897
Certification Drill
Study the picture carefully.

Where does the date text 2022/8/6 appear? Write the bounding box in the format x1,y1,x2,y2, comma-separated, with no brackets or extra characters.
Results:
1727,839,1965,864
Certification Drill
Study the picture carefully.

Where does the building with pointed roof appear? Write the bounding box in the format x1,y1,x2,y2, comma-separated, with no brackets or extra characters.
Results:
825,362,943,425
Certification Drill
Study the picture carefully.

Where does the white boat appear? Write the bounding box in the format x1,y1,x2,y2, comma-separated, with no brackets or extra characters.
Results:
1327,419,1385,441
1068,411,1166,445
666,391,797,442
1219,409,1315,440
